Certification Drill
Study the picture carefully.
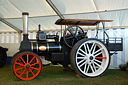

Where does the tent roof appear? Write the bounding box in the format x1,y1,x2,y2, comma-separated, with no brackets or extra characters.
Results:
0,0,128,32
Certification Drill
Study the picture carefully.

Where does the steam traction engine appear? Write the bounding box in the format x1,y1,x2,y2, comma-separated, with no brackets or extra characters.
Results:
11,12,123,80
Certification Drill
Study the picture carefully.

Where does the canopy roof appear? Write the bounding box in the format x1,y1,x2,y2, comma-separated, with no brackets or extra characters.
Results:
55,19,113,26
0,0,128,32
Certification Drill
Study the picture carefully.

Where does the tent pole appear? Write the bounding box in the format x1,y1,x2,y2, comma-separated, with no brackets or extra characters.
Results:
102,22,105,42
0,17,22,33
46,0,64,19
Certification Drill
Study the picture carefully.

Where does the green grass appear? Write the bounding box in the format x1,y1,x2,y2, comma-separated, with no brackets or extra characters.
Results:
0,65,128,85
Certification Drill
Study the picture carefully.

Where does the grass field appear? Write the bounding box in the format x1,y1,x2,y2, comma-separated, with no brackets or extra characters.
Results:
0,65,128,85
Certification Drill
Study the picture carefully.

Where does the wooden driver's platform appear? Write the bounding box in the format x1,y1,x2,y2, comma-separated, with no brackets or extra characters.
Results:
55,19,113,26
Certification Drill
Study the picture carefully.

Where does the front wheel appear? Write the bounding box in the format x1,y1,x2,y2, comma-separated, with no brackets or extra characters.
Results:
12,51,42,80
70,38,110,77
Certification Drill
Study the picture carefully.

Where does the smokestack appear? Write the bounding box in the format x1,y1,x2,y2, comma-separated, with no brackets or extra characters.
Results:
22,12,29,41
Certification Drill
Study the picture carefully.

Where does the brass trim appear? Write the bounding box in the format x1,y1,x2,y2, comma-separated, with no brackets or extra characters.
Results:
59,43,61,52
36,42,38,54
31,42,33,52
47,43,49,52
39,46,46,51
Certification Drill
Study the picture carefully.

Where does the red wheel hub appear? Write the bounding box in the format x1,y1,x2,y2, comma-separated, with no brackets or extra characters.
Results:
26,64,30,69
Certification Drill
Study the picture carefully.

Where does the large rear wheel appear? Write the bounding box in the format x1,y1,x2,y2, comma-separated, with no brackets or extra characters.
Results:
12,51,42,80
70,38,110,77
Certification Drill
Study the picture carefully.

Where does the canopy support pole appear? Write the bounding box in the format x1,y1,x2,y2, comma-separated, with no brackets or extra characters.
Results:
95,22,100,38
0,17,22,33
46,0,64,19
0,17,22,43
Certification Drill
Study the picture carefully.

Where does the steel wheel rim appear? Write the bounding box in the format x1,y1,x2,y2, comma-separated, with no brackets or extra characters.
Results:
13,52,42,80
75,40,109,77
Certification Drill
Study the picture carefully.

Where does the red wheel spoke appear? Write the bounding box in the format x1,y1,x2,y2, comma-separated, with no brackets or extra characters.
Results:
26,69,28,78
32,59,36,63
20,57,26,64
16,70,22,74
16,65,22,69
29,56,35,64
17,59,21,62
30,62,39,66
16,67,25,71
15,67,23,73
27,54,29,64
15,62,25,67
95,57,107,59
19,69,26,77
29,68,35,76
31,67,39,71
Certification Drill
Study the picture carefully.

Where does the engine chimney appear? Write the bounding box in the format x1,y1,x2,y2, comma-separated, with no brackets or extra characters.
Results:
22,12,29,41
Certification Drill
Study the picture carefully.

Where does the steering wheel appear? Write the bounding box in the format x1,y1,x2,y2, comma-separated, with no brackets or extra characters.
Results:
63,26,85,48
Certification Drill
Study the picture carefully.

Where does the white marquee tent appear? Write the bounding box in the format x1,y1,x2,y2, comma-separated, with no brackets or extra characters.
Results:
0,0,128,68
